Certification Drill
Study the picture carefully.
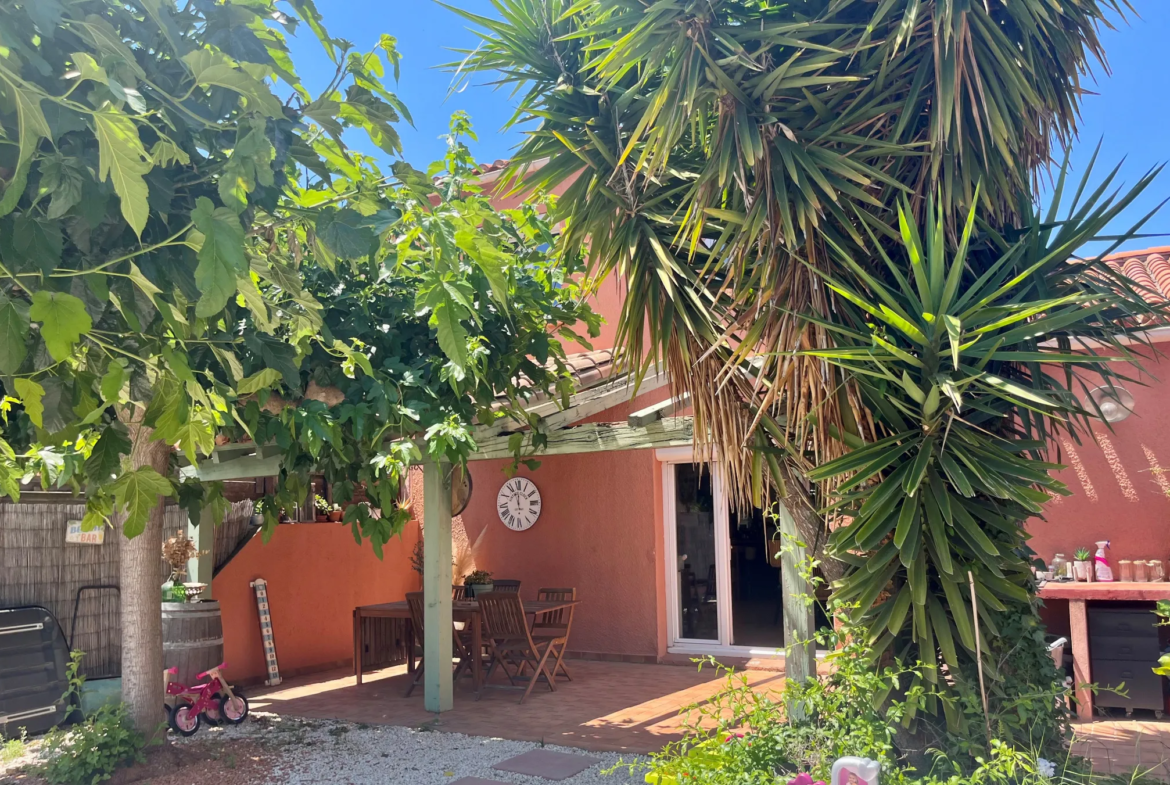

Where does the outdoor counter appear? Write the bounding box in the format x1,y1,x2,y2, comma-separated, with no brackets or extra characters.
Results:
1038,581,1170,719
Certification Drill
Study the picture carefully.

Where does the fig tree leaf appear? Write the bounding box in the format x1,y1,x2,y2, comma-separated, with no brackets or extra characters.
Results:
112,466,173,538
29,290,92,361
316,208,376,260
182,52,283,117
13,377,45,427
93,107,152,236
237,367,282,394
191,196,246,316
0,84,49,219
86,421,131,482
0,294,30,374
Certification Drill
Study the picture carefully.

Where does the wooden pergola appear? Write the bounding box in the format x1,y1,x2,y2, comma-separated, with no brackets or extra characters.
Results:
178,367,814,712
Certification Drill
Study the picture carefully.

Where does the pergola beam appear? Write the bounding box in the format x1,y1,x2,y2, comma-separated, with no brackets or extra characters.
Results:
474,369,670,439
468,416,694,462
627,393,689,428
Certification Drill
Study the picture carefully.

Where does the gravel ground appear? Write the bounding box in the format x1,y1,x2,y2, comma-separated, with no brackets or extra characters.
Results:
3,714,650,785
198,714,648,785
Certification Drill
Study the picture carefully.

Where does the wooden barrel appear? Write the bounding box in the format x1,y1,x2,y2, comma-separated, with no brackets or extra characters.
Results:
161,602,223,685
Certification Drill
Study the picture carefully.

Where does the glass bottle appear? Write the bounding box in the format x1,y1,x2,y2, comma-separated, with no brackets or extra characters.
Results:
1118,560,1134,582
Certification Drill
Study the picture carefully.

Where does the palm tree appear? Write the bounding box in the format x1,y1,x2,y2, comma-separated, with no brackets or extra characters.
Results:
452,0,1164,744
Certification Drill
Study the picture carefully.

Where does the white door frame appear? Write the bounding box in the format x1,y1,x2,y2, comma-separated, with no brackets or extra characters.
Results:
657,448,786,659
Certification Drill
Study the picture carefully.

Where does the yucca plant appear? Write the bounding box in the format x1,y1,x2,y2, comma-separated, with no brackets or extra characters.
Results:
805,160,1165,733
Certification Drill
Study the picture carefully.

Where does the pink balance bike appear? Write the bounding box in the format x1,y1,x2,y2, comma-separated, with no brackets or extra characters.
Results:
164,662,249,736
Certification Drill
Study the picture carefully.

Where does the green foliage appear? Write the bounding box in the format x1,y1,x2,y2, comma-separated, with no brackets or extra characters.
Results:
231,117,597,555
36,703,147,785
1073,548,1091,562
634,610,1151,785
1,730,27,765
0,0,596,557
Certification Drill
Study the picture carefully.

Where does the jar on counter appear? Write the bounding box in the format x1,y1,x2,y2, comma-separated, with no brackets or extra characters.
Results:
1118,560,1134,582
1134,560,1149,582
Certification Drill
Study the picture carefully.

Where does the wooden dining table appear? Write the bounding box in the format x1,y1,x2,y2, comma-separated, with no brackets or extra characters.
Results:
352,597,580,696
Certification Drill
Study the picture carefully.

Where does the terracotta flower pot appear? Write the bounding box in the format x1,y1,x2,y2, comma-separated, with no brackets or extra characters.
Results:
329,510,343,522
315,514,328,522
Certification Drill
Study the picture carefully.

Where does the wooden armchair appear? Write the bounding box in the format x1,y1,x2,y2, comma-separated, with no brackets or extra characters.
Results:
476,591,557,704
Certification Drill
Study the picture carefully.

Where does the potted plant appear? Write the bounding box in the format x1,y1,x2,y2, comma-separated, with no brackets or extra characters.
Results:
313,494,330,522
250,498,265,527
464,570,494,598
328,503,343,522
161,533,204,602
1073,548,1093,582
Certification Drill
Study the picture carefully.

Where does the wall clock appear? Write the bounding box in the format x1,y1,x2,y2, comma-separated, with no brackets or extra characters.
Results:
496,477,541,531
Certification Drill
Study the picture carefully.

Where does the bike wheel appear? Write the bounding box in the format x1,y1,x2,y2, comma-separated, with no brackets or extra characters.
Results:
203,702,222,726
218,693,248,725
168,700,201,737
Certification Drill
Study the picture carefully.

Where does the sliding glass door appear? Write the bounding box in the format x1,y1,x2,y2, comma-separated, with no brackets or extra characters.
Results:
664,459,789,653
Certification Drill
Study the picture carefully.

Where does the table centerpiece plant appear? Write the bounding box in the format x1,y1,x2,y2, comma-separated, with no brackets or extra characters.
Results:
464,570,494,598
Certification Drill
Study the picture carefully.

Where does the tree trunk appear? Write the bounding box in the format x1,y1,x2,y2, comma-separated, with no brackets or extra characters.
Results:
118,410,171,739
778,462,847,585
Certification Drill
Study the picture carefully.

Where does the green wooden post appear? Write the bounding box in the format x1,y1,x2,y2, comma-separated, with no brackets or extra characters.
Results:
423,461,453,713
186,506,215,600
778,499,815,718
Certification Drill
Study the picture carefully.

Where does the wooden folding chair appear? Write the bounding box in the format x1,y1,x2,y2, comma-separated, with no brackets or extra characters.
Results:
404,592,473,697
491,580,521,593
477,591,557,704
532,588,575,681
452,585,467,600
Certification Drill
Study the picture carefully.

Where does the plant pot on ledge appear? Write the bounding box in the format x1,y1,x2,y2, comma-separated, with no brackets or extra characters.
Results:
1072,561,1092,582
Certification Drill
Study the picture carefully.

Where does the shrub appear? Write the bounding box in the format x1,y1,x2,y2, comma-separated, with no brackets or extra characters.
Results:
633,607,1158,785
36,703,147,785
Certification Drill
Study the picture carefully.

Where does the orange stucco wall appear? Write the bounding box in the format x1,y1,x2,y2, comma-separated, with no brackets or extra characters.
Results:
1027,340,1170,568
212,522,419,684
460,389,674,660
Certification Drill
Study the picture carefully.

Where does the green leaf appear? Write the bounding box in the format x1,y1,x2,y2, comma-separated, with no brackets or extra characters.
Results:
0,293,30,374
111,466,173,538
86,422,131,481
0,80,50,219
92,107,152,236
100,361,126,402
237,368,283,394
29,290,92,361
191,197,246,316
316,208,376,260
13,378,44,427
182,53,284,117
431,298,469,370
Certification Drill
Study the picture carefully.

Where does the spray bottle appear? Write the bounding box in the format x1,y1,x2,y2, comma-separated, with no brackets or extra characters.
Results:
1094,540,1114,582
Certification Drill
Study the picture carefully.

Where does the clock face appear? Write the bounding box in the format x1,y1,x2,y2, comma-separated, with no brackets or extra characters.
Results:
496,477,541,531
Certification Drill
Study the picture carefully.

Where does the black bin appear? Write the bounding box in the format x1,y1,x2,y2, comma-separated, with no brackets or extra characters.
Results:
0,606,70,736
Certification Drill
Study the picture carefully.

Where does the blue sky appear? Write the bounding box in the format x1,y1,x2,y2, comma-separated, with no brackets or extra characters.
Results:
287,1,1169,254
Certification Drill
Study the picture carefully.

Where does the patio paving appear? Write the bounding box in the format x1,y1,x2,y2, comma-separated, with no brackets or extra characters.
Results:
247,659,1170,779
1071,720,1170,780
248,659,785,753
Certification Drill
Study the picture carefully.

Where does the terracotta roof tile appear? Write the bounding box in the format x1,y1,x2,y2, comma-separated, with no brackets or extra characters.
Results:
1102,247,1170,303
